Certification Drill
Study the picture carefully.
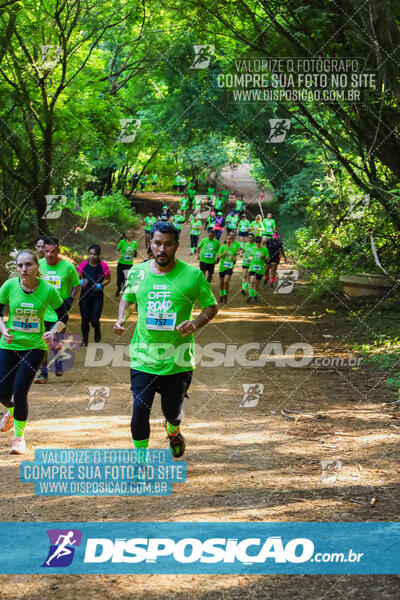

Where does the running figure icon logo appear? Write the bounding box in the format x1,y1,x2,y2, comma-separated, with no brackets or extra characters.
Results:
42,195,67,219
40,45,62,70
274,270,299,294
239,384,264,408
86,386,110,411
267,119,291,143
118,118,141,143
190,45,215,69
42,529,82,568
318,460,342,485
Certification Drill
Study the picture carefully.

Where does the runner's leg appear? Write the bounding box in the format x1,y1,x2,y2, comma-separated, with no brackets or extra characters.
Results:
79,296,90,344
130,370,158,448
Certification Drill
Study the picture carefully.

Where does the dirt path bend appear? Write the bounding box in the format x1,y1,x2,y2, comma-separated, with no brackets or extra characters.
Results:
0,196,399,599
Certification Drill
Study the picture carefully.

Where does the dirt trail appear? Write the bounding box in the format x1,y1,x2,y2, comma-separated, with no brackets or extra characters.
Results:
0,194,399,598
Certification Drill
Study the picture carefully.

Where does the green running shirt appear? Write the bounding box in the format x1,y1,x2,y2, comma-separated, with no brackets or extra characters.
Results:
0,277,63,351
122,260,216,375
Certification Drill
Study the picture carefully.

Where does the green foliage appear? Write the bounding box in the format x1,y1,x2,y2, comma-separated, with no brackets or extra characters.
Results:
79,191,139,233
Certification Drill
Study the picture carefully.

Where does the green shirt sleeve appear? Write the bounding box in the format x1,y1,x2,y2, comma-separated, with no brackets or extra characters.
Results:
68,263,81,287
196,270,217,309
0,279,10,304
50,285,63,310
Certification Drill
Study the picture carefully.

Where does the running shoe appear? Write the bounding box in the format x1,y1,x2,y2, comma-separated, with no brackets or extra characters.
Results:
34,372,48,384
246,297,251,303
81,337,88,347
94,328,101,343
0,411,13,432
223,295,228,304
55,370,63,377
165,422,185,458
10,437,26,455
241,289,246,295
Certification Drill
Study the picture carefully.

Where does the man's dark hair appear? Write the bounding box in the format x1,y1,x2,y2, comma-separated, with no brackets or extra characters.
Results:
35,235,46,244
255,236,262,243
44,236,59,246
150,221,179,242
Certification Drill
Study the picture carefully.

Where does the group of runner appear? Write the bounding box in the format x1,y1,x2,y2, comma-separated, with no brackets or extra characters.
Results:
0,188,286,459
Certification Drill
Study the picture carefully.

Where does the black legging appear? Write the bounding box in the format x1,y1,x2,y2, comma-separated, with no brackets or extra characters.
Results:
79,294,103,338
130,369,192,440
116,262,130,293
0,348,45,421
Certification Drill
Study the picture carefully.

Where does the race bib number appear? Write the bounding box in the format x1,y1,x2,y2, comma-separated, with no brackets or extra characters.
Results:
123,254,133,261
12,316,40,332
252,264,261,271
145,311,177,331
44,274,61,289
204,252,214,259
223,261,233,269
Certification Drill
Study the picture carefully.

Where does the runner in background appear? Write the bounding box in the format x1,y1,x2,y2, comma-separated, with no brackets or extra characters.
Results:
192,194,202,214
189,210,202,255
139,174,148,192
187,182,196,206
214,194,225,213
265,232,286,287
250,214,264,238
214,211,224,241
116,229,138,297
241,233,256,295
247,236,269,303
35,236,46,259
173,210,186,238
205,210,216,232
77,245,111,345
173,172,181,193
238,213,251,249
114,221,218,457
225,210,239,236
180,194,190,217
144,212,157,248
35,238,80,383
0,249,66,454
217,232,240,304
159,205,171,222
235,195,245,214
262,212,276,241
221,189,229,205
207,185,215,207
197,229,220,283
151,173,158,190
179,174,186,194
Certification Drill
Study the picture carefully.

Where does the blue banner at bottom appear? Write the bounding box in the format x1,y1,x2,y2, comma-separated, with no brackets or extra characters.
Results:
0,522,399,574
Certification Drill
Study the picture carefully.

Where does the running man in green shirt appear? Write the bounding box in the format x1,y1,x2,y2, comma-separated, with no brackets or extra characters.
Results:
189,211,202,255
262,212,276,241
36,238,80,382
238,213,251,249
173,210,185,237
116,228,138,297
180,195,190,217
216,232,240,304
0,249,66,453
247,236,270,303
241,233,256,295
197,230,220,282
144,212,157,248
114,221,218,457
235,195,245,213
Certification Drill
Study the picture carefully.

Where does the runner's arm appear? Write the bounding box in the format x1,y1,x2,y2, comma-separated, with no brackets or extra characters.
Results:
0,304,14,343
177,304,218,337
114,299,135,335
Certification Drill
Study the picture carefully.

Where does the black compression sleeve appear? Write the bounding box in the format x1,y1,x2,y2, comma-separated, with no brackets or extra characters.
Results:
55,301,68,323
0,303,5,317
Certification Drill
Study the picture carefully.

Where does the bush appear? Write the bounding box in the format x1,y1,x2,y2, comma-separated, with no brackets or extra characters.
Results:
79,191,139,232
